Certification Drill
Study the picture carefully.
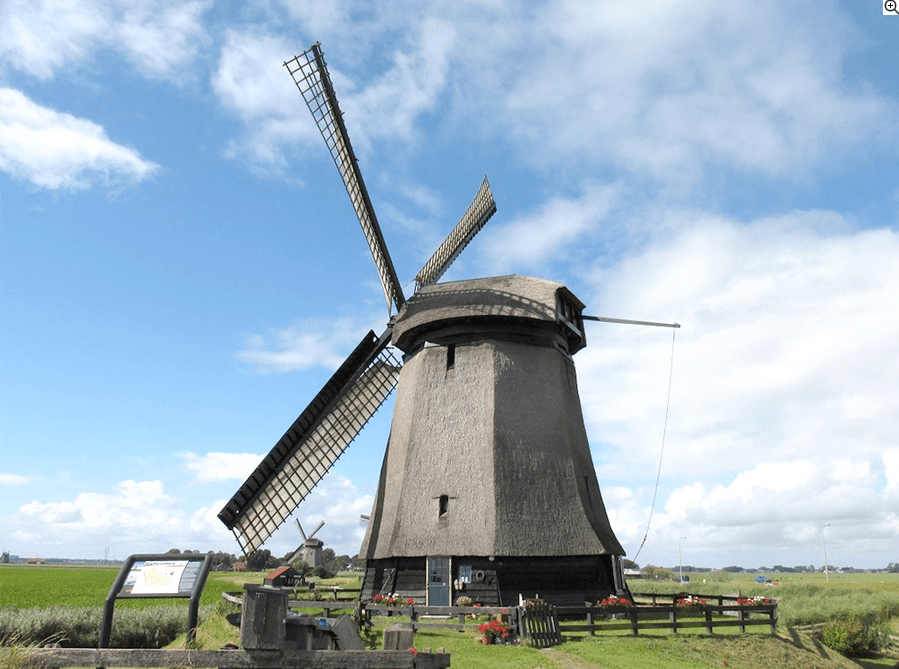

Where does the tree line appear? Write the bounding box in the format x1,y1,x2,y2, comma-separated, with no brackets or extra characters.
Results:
164,548,364,577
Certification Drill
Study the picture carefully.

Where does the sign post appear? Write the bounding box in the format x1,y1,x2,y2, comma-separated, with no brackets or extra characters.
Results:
100,553,212,648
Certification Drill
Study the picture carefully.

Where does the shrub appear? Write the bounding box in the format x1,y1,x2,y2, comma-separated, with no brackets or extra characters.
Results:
820,616,887,657
0,605,208,649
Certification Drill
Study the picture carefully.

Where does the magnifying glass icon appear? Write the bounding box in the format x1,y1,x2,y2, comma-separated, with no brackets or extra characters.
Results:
886,0,899,13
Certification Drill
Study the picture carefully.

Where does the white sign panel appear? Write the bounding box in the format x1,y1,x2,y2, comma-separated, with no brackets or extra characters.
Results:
120,559,203,596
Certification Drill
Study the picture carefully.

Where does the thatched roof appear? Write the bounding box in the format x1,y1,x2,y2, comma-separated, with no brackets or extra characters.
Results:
393,275,585,353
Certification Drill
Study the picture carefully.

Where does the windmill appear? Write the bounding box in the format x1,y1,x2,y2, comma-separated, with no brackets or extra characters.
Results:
219,43,630,606
286,519,326,568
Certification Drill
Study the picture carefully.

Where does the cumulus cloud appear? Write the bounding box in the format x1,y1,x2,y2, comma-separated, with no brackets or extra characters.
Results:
13,480,183,549
7,480,248,558
577,211,899,566
0,88,159,190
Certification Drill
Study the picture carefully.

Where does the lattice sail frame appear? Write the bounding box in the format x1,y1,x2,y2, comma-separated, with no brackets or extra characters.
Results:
218,331,401,555
220,43,500,556
414,177,496,290
285,44,405,314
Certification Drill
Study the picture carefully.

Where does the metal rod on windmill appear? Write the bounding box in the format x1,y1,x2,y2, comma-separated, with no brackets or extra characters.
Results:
583,316,681,328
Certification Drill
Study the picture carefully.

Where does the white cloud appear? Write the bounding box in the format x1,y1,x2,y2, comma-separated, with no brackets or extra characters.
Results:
0,0,107,79
182,452,264,484
577,210,899,567
236,316,375,374
0,0,209,81
15,480,182,545
479,182,620,273
211,28,312,170
0,88,159,189
7,480,247,558
884,449,899,492
346,17,455,147
0,473,32,486
212,17,456,171
113,1,211,80
198,1,895,189
494,0,893,184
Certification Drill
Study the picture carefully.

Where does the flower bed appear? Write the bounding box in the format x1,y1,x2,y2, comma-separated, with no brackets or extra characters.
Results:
371,593,414,606
477,619,511,644
596,595,633,610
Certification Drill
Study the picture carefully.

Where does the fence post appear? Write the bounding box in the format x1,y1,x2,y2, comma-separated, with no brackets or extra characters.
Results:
705,607,713,635
630,610,639,636
670,608,678,634
587,610,595,636
738,606,746,634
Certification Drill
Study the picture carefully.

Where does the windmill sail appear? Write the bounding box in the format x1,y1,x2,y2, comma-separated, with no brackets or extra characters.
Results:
414,177,497,290
285,44,405,313
218,329,401,555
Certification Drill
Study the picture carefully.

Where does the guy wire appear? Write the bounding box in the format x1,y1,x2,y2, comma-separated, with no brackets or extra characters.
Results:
632,326,677,563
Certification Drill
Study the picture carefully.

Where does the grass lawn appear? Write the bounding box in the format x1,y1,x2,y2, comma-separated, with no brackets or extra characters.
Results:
168,603,876,669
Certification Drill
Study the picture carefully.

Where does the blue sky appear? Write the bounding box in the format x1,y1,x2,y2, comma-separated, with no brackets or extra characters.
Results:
2,0,897,571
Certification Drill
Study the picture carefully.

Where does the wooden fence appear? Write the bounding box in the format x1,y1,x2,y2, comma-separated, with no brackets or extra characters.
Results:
345,596,777,638
556,602,778,636
222,589,777,644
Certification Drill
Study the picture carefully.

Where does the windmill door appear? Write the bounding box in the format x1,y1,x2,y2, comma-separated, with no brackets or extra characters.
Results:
427,557,450,606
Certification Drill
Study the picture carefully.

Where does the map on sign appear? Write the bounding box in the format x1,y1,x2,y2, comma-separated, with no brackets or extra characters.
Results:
120,559,204,596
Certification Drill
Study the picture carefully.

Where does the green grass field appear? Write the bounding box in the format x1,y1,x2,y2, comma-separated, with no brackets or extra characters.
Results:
3,565,898,668
0,564,254,609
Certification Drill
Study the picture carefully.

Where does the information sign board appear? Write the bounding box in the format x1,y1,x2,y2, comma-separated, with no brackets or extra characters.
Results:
100,553,212,647
119,558,206,596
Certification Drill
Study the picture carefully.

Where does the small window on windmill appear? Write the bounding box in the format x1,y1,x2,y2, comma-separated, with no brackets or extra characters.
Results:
446,344,456,370
458,564,472,584
438,494,449,517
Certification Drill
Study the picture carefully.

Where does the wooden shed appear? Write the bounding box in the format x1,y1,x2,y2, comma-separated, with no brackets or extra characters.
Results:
264,566,300,587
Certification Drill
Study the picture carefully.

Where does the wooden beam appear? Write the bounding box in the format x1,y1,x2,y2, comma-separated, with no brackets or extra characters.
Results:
19,648,450,669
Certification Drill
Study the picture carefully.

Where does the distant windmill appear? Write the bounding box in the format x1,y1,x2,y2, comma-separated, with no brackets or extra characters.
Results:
218,42,672,606
286,519,325,568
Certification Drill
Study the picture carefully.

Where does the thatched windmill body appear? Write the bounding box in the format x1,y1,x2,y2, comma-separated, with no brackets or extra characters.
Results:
218,43,627,605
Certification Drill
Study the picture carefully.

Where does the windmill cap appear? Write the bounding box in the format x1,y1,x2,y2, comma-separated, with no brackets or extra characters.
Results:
392,275,587,354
